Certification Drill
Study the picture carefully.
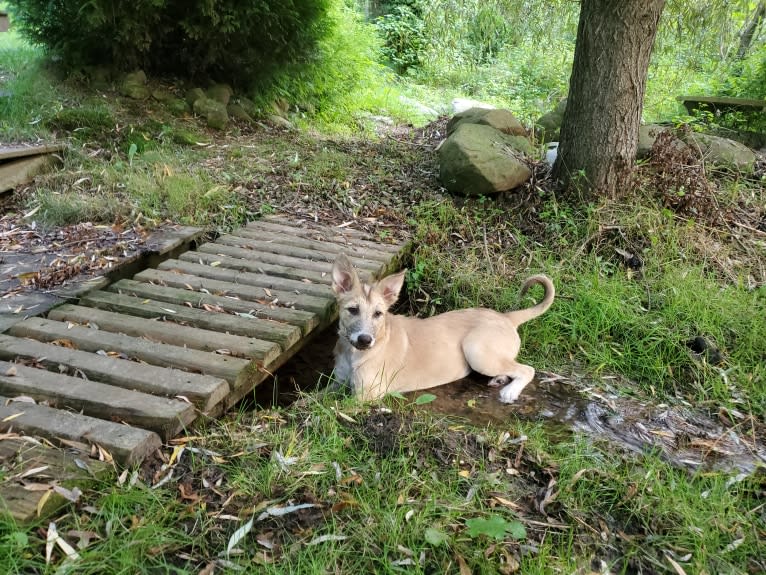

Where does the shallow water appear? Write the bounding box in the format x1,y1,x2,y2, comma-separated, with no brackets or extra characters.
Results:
420,372,766,474
265,335,766,474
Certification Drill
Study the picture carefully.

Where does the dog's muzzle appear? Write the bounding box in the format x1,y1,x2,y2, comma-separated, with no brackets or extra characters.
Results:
352,333,374,350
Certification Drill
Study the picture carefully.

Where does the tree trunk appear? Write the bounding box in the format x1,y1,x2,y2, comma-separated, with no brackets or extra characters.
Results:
737,1,766,59
553,0,665,197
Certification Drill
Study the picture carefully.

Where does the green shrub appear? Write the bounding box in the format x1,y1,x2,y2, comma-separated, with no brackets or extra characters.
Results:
375,3,426,73
6,0,333,85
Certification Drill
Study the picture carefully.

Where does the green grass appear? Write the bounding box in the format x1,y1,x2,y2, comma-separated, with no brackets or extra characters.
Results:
1,7,765,574
1,396,762,573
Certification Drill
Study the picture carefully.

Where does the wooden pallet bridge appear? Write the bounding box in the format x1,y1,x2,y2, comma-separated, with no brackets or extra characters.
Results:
0,217,407,470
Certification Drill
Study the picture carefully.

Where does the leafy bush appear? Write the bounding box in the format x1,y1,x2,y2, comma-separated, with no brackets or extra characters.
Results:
375,2,426,73
5,0,333,84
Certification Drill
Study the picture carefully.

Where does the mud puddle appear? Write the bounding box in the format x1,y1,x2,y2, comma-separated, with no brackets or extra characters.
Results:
419,372,766,474
261,334,765,474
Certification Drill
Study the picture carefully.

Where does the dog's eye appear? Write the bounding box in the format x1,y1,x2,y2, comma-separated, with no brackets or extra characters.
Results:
373,310,383,318
347,306,360,315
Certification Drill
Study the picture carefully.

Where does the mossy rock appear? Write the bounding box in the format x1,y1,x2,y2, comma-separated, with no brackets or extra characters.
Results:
120,70,150,100
207,83,233,105
228,102,253,123
447,108,526,137
166,98,190,117
534,97,567,143
186,87,206,107
193,97,228,130
438,123,533,196
685,132,756,173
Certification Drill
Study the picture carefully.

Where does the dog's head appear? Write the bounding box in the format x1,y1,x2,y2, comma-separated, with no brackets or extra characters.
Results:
331,254,406,351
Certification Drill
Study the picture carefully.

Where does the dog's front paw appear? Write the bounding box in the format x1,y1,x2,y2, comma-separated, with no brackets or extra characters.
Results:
487,375,511,388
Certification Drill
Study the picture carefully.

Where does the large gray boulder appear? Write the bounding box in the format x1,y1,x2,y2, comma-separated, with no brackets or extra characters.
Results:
637,124,688,158
684,132,756,172
439,123,533,196
534,98,567,142
447,107,526,137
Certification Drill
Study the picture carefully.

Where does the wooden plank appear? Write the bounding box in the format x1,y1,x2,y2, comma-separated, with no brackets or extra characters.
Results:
0,334,229,413
159,258,334,298
0,437,112,523
0,155,58,193
48,304,281,363
251,217,403,253
678,95,766,114
262,214,390,242
134,268,336,319
0,144,65,161
194,243,331,284
235,226,392,262
8,318,248,385
214,234,384,277
109,278,319,335
0,400,160,467
0,361,195,439
220,233,383,271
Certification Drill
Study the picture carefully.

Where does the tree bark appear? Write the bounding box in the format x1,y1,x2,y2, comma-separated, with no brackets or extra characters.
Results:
737,1,766,59
552,0,665,198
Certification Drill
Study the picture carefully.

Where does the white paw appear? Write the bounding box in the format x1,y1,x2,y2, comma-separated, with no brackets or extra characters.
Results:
499,386,520,403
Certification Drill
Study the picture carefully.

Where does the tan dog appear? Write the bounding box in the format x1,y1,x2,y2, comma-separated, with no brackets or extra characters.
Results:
331,254,555,402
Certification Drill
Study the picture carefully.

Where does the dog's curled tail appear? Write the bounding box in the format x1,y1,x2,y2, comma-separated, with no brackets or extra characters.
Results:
506,274,555,326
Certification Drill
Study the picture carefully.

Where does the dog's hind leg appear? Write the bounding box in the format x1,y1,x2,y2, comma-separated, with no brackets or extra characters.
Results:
487,364,535,403
462,329,535,403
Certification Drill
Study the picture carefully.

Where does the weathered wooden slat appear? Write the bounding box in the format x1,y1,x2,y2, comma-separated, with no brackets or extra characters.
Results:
159,258,333,298
8,318,248,385
0,155,57,193
0,361,195,439
0,334,229,413
0,143,65,161
221,233,383,271
235,226,392,262
80,290,300,351
194,243,331,284
262,215,399,245
109,279,318,335
0,437,112,523
0,400,161,467
214,234,383,277
134,268,335,319
250,217,403,253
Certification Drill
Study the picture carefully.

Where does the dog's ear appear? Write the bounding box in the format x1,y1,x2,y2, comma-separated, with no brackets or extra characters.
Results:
332,254,359,295
376,269,406,307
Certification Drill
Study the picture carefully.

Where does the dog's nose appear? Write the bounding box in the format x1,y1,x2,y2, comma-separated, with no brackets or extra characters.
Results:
356,334,373,349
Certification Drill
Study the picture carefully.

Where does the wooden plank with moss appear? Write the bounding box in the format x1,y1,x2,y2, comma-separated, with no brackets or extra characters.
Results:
0,361,195,439
194,243,332,284
47,304,281,363
0,398,161,467
217,233,383,271
8,317,248,385
0,334,229,413
236,225,394,262
158,258,334,298
134,268,336,319
108,278,319,335
0,437,112,523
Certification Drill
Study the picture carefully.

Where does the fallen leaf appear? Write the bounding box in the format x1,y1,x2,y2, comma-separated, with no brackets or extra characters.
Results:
307,534,347,545
226,517,254,555
665,554,688,575
2,411,25,422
